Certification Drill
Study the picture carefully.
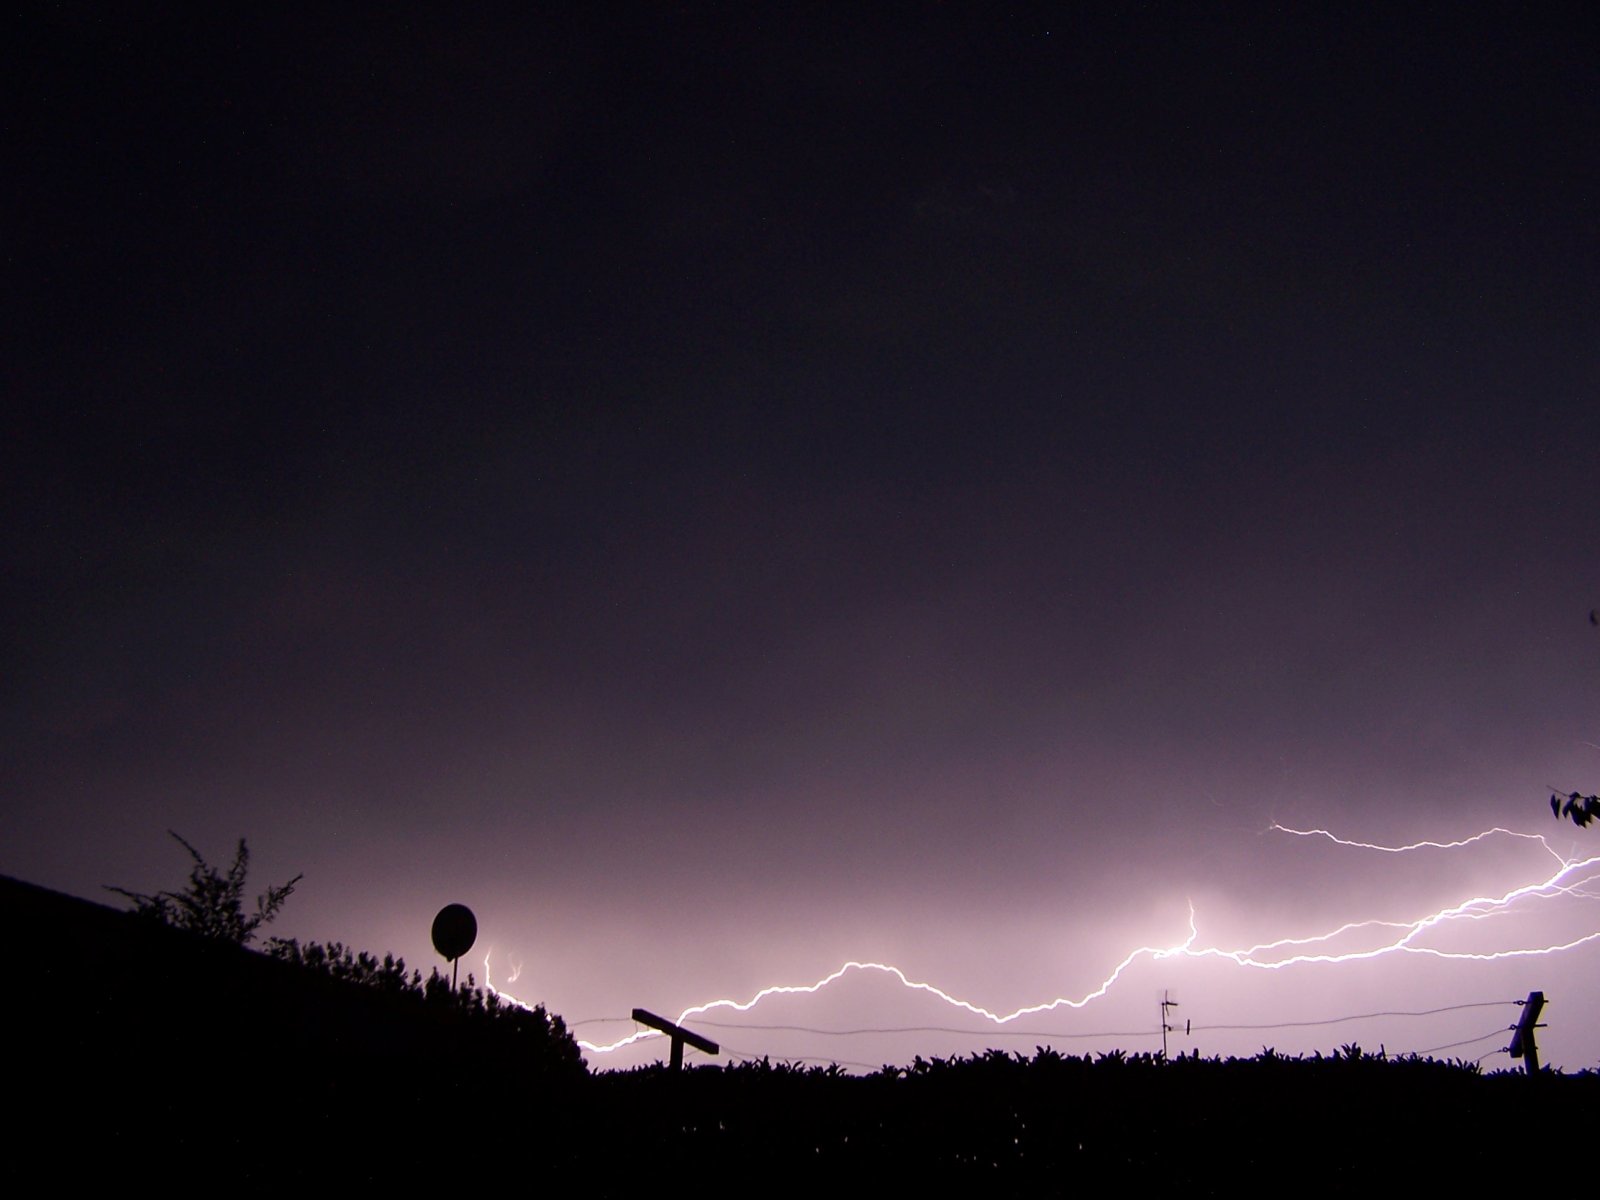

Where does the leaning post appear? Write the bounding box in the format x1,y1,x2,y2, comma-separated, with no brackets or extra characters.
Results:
632,1008,720,1072
1508,991,1545,1077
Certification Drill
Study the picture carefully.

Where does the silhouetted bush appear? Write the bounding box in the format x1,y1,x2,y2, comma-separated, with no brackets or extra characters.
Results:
265,935,586,1076
106,831,300,944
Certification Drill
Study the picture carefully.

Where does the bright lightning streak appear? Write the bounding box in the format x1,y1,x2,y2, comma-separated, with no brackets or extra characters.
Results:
1268,822,1567,864
578,922,1203,1055
482,948,539,1013
576,827,1600,1059
1208,854,1600,969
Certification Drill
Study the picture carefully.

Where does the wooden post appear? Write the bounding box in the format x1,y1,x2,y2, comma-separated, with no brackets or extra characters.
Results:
1508,991,1545,1076
632,1008,719,1072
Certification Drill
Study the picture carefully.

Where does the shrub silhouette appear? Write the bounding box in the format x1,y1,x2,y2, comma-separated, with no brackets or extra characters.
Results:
107,831,301,945
266,935,586,1074
107,834,584,1075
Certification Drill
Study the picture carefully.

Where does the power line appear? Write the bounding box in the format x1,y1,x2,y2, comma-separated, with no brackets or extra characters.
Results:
1403,1027,1513,1057
692,1019,1159,1040
1191,1000,1514,1034
583,997,1534,1069
581,998,1517,1033
677,1000,1517,1041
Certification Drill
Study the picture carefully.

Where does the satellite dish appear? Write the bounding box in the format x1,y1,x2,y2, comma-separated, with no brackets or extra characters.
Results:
432,903,477,962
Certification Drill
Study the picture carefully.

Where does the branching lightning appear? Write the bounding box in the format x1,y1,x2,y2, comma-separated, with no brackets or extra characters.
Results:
1268,822,1567,864
557,825,1600,1058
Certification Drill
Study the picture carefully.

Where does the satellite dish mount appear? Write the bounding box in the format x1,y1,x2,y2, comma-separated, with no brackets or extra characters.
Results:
431,903,478,990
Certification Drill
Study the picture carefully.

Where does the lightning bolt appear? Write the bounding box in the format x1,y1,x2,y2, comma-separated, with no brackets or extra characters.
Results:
570,827,1600,1058
580,923,1200,1054
482,948,540,1013
1268,822,1567,864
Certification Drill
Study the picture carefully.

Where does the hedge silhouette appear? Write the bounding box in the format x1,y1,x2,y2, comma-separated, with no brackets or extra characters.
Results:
264,935,586,1074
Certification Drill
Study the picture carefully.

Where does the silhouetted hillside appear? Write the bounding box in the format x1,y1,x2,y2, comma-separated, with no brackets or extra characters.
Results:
4,874,585,1183
4,874,581,1069
5,874,1593,1190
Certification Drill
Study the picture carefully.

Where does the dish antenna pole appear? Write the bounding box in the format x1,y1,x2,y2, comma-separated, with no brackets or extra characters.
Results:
432,903,478,991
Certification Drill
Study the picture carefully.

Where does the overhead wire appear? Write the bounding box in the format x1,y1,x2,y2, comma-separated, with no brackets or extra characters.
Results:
599,998,1519,1043
1189,1000,1516,1034
584,997,1534,1068
692,1019,1159,1040
1402,1027,1514,1057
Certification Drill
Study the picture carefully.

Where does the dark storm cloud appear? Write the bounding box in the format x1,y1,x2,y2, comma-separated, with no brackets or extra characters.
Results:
5,4,1597,1070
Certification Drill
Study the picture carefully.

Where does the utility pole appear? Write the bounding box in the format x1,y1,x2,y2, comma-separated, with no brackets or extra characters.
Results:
1508,991,1545,1076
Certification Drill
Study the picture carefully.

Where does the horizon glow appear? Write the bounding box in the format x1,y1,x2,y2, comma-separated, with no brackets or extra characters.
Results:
478,822,1600,1071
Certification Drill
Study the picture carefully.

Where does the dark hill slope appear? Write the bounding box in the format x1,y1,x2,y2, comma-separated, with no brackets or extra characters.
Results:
5,875,1592,1191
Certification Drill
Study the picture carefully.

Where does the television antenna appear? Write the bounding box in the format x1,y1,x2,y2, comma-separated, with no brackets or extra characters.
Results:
1159,989,1181,1059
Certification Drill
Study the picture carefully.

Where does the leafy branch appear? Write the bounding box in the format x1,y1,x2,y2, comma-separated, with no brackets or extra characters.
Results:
1551,792,1600,829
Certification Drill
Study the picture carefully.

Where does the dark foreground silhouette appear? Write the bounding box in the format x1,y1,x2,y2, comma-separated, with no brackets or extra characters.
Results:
6,874,1594,1191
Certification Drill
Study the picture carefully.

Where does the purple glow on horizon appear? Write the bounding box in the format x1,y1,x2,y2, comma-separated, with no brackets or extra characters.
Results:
468,820,1597,1072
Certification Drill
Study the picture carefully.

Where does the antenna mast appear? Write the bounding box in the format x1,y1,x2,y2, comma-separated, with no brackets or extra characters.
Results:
1160,989,1180,1059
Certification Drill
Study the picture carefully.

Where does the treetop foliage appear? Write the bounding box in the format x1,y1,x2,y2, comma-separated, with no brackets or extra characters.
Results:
107,831,301,945
1552,792,1600,829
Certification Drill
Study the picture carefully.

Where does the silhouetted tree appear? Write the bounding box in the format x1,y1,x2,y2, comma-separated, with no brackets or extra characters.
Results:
1552,792,1600,828
1546,611,1597,828
107,831,301,944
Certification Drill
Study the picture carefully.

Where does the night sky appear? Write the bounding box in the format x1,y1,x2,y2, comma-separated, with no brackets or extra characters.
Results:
7,4,1598,1072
